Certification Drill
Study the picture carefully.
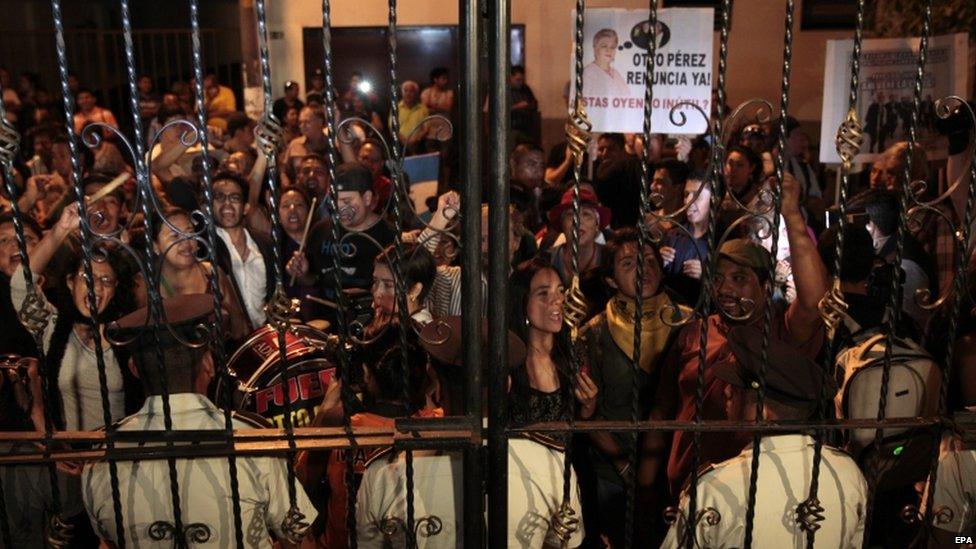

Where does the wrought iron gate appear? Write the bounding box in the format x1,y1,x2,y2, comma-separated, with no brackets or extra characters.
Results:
0,0,972,547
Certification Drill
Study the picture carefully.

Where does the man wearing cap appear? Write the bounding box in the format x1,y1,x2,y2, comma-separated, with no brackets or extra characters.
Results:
81,295,317,547
661,324,867,548
641,174,830,498
287,162,395,307
273,81,305,125
305,68,327,106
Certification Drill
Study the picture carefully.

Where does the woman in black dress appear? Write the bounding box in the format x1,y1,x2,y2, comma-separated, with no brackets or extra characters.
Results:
505,257,597,548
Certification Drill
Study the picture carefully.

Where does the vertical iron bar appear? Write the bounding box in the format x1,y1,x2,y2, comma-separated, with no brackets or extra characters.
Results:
460,0,485,545
556,0,590,544
319,1,358,545
163,32,172,84
486,0,511,545
0,63,65,549
865,0,932,545
743,1,795,547
188,1,246,546
252,2,307,543
150,33,159,87
120,0,190,543
0,475,9,546
51,1,129,546
175,31,185,82
685,0,731,545
383,2,418,542
920,104,976,535
802,1,866,546
629,1,658,546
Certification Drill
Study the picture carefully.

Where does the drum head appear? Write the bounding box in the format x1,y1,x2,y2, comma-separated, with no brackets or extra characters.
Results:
216,324,337,426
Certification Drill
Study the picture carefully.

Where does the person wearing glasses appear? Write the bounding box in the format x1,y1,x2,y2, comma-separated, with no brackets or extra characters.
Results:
212,172,276,333
12,205,140,435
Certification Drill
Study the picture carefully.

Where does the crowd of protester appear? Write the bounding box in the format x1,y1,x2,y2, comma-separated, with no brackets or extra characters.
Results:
0,61,975,548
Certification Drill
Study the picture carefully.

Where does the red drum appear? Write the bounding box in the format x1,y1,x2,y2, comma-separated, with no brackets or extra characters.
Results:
215,324,338,428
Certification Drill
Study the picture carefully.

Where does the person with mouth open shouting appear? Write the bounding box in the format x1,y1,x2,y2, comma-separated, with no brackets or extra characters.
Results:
286,162,395,322
212,171,276,333
638,172,829,502
142,206,250,344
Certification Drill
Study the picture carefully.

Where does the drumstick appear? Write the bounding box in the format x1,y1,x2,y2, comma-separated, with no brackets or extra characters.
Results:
304,294,338,309
87,172,129,204
289,197,317,286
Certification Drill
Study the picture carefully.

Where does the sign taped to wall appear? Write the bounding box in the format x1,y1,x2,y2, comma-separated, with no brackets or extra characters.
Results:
819,33,969,164
569,8,714,134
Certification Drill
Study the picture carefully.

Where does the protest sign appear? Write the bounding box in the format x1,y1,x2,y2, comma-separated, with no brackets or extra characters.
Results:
570,8,714,134
819,33,969,164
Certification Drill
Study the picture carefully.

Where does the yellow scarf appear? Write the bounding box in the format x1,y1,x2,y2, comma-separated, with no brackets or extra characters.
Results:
606,293,682,373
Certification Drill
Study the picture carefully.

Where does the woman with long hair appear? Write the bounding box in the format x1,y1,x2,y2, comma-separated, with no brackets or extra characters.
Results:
140,206,249,342
505,258,596,548
13,206,139,432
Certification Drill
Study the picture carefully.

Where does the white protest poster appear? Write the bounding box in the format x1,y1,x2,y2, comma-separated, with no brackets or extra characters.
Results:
570,8,714,135
819,33,969,164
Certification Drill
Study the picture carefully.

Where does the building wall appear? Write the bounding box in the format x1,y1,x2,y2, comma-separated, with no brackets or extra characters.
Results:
263,0,858,149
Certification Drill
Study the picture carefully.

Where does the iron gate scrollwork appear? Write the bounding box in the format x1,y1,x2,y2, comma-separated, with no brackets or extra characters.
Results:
0,0,971,548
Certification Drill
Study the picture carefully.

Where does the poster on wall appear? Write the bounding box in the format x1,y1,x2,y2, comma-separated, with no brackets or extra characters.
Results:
569,8,714,135
819,32,969,164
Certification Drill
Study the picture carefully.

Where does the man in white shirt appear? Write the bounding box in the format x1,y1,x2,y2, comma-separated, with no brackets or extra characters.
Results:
212,171,275,331
82,295,316,547
663,325,868,549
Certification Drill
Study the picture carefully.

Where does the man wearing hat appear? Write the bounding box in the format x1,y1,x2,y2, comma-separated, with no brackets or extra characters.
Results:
662,324,867,548
273,80,305,125
305,68,327,106
641,174,830,497
81,295,316,547
546,186,612,321
287,162,395,306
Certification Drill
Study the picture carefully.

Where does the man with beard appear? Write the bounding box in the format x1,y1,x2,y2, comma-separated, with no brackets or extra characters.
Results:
661,329,865,548
357,139,392,213
212,171,275,331
639,173,828,498
508,143,547,233
286,162,395,313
